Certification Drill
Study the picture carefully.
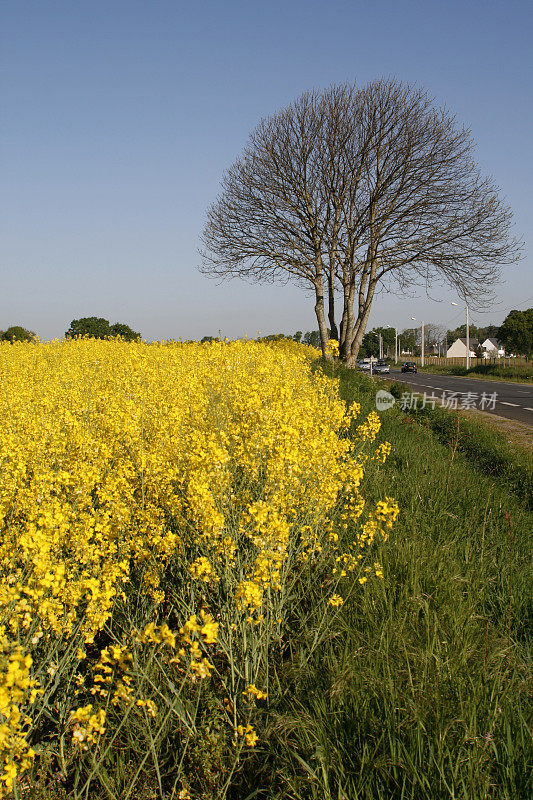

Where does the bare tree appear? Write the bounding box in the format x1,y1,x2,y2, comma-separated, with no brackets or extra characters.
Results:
201,79,522,363
423,322,447,353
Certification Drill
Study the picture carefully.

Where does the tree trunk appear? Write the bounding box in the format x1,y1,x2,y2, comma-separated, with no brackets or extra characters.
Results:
346,305,372,365
327,271,338,341
314,282,330,358
345,279,377,365
341,282,356,362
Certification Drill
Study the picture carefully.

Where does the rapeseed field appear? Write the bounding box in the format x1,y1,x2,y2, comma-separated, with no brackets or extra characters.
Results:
0,339,397,798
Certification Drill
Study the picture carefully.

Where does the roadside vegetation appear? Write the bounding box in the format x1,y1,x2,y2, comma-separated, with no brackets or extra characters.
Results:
278,363,531,800
0,342,530,799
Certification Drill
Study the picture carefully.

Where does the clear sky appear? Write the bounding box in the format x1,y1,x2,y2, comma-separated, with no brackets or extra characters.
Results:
2,0,532,341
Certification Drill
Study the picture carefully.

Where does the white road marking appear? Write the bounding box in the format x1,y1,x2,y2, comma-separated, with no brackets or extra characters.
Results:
523,407,533,412
501,402,519,407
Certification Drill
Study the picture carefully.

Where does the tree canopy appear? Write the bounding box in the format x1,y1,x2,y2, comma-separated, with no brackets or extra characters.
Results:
201,78,521,363
109,322,142,341
359,327,395,358
446,323,499,345
497,309,533,357
65,318,141,341
0,326,36,343
399,328,419,356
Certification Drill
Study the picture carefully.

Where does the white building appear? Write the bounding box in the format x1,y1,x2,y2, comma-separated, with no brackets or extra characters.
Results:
446,337,480,358
481,338,505,357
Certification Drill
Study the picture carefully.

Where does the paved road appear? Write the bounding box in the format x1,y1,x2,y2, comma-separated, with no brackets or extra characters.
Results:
385,369,533,425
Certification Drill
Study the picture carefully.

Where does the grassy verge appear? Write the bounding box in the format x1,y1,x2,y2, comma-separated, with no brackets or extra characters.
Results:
241,364,532,800
384,379,533,508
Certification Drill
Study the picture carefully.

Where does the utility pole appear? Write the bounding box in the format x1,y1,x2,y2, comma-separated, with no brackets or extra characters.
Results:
466,304,470,370
385,324,397,363
411,317,424,367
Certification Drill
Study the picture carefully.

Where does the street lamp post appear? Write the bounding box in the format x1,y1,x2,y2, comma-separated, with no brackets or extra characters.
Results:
384,325,398,363
411,317,425,367
452,301,470,369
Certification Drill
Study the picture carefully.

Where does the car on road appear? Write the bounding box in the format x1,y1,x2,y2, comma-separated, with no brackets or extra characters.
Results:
401,361,418,373
373,360,390,374
356,360,371,371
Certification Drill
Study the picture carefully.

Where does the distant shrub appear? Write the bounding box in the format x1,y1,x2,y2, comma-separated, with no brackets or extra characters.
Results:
0,325,36,343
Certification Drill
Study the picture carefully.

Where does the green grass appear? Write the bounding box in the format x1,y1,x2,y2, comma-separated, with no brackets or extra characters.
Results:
235,365,532,800
386,379,533,509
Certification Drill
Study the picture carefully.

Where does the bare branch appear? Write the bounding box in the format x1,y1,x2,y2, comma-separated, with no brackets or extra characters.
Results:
200,78,523,361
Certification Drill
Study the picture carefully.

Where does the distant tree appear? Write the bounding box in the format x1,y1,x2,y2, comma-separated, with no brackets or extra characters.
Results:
1,325,36,343
66,317,141,340
498,309,533,357
293,331,303,343
303,330,321,348
423,323,446,354
399,327,419,355
484,324,500,341
359,333,374,358
447,324,465,342
359,327,395,358
257,333,293,343
446,322,498,344
200,335,220,344
66,317,111,339
109,323,141,341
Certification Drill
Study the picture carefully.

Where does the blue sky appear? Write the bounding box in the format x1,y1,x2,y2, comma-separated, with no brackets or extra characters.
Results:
2,0,532,340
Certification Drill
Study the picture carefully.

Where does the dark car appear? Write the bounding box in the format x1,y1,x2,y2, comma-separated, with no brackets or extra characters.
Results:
401,361,418,373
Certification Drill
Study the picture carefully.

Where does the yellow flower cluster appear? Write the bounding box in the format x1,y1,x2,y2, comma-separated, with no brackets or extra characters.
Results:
69,611,220,751
373,441,392,463
374,498,401,531
0,337,399,784
88,643,134,706
236,723,259,747
356,410,382,442
71,704,106,750
325,339,340,356
141,613,218,679
189,556,218,583
0,639,39,792
242,683,267,701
